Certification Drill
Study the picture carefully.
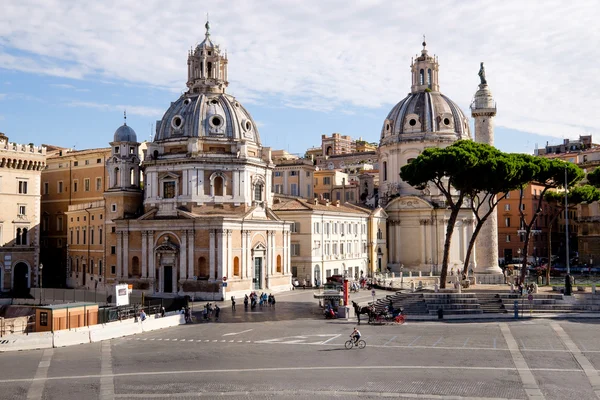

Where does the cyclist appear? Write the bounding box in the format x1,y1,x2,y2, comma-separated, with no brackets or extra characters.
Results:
350,327,361,344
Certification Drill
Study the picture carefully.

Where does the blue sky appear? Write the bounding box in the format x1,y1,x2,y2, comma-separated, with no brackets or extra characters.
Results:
1,0,598,155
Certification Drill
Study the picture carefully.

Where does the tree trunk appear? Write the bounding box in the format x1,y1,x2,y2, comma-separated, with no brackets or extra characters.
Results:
546,213,559,286
462,222,484,275
440,195,464,289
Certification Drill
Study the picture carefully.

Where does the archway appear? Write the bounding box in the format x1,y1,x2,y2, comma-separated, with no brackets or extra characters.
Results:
13,262,29,294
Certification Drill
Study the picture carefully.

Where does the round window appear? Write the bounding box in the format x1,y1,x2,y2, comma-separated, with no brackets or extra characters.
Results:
386,123,390,131
211,99,218,105
172,116,183,129
211,116,222,127
443,118,450,125
245,121,252,131
409,119,417,126
184,99,191,105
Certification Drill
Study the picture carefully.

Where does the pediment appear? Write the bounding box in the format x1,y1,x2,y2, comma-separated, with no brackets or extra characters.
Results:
385,196,433,211
160,172,180,180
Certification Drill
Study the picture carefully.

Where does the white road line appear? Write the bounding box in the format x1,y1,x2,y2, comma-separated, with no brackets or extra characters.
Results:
99,341,115,400
432,337,444,347
407,336,421,346
551,322,600,399
499,323,544,400
463,337,470,348
26,348,53,400
320,334,341,345
222,329,253,337
493,337,497,349
384,336,397,347
1,365,583,385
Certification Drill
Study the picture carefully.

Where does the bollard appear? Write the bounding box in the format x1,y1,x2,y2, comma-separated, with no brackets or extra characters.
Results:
592,284,596,295
513,300,519,319
418,271,422,278
409,271,412,278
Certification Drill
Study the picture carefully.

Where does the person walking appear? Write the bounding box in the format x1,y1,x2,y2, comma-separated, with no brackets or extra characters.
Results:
231,296,236,311
215,304,221,321
244,294,249,310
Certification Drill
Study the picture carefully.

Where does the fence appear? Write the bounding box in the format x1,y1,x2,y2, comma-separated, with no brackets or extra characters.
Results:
13,288,111,306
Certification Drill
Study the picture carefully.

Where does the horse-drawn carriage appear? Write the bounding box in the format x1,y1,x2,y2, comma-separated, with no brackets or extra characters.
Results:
352,301,405,325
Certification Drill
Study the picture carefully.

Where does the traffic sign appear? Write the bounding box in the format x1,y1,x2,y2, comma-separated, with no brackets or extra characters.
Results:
371,289,376,297
222,282,228,287
528,294,533,302
223,276,227,282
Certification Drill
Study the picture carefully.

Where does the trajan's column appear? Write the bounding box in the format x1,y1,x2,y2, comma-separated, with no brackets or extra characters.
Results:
471,63,504,282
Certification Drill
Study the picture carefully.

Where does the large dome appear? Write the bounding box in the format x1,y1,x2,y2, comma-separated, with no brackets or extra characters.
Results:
154,93,261,145
380,91,470,144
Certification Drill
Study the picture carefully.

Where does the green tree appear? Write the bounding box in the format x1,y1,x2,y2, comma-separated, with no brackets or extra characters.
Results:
459,151,537,275
588,167,600,187
516,157,585,283
400,141,481,288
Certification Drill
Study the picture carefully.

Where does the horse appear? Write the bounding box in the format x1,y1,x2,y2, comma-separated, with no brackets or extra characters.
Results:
352,301,373,325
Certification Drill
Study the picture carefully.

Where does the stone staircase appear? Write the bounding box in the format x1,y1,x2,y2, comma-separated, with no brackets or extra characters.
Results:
422,293,483,315
371,292,428,315
498,293,596,313
475,293,507,314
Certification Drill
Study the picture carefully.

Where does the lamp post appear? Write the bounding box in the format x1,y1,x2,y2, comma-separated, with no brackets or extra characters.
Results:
38,263,43,305
564,165,571,275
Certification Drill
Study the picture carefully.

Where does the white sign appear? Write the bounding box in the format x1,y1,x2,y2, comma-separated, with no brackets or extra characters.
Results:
115,284,130,306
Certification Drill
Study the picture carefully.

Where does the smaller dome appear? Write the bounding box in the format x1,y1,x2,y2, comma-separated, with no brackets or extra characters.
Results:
113,124,137,143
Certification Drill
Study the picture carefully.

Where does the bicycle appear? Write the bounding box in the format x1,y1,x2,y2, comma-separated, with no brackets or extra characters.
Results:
345,338,366,349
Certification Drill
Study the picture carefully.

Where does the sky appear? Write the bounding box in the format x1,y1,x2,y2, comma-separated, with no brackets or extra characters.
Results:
0,0,599,155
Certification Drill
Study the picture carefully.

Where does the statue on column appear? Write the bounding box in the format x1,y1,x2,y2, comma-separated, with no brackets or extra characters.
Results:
478,62,487,85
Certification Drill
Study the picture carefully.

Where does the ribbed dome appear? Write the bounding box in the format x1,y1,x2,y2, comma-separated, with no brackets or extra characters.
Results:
380,91,471,145
154,93,261,145
113,124,137,143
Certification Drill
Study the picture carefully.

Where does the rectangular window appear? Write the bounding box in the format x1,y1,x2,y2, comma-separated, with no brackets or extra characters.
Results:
333,223,338,234
274,171,282,177
42,215,49,232
57,238,63,248
322,193,330,200
73,161,78,166
97,158,102,164
111,246,116,255
18,205,26,215
99,260,103,276
111,204,117,212
70,230,73,244
99,228,103,244
111,226,116,233
58,181,63,193
520,204,525,211
43,182,49,195
163,181,175,199
96,177,102,191
76,230,80,244
90,228,94,245
291,243,300,256
73,180,78,192
335,192,340,200
323,177,331,185
39,312,48,326
504,204,510,211
289,171,298,176
56,216,63,231
111,265,116,274
85,159,90,165
325,223,330,235
314,178,318,185
506,192,510,199
290,183,298,196
84,178,90,192
306,171,310,177
290,222,299,233
325,243,330,255
506,235,511,242
340,242,344,254
333,243,338,255
314,222,320,233
505,217,510,227
18,180,28,194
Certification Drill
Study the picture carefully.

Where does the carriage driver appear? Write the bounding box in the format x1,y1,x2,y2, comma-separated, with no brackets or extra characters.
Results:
350,327,361,343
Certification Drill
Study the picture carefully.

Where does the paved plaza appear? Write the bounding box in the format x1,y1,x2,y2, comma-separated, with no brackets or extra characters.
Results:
1,289,600,399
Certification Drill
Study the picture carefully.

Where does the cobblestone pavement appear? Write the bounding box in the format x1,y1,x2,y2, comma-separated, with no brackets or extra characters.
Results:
1,290,600,399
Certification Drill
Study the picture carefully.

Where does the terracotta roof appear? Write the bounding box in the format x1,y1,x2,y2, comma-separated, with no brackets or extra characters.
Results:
271,197,369,215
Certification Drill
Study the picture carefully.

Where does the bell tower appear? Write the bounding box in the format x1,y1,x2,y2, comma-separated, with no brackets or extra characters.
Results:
186,20,229,94
410,37,440,93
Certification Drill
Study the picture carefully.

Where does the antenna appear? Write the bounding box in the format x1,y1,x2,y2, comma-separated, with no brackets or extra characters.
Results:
124,110,127,125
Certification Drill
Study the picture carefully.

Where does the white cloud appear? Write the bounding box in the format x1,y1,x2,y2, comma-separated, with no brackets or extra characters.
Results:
67,101,163,117
0,0,599,140
0,93,6,100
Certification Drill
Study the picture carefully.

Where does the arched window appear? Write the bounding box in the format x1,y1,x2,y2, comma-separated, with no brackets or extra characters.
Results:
114,167,120,187
76,258,80,273
233,257,240,276
276,255,282,273
198,257,208,279
214,176,223,196
383,161,388,181
254,184,262,201
15,228,21,245
22,228,28,245
130,168,135,186
130,256,140,277
207,62,213,78
427,68,432,86
90,260,94,274
199,62,204,77
419,69,424,85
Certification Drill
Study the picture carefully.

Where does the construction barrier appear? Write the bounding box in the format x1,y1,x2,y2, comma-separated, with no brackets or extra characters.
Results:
141,314,185,333
89,319,142,343
53,327,91,348
0,332,53,352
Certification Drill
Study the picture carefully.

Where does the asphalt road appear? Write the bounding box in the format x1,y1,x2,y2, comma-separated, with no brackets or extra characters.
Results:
1,289,600,400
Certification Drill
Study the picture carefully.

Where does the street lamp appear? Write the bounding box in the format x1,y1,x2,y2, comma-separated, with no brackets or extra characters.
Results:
39,263,43,305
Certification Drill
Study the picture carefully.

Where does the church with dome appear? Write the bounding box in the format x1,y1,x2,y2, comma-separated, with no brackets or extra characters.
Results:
97,22,292,297
378,40,499,277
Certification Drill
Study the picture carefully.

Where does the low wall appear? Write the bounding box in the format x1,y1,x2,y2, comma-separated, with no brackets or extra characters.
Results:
0,332,53,351
0,314,185,352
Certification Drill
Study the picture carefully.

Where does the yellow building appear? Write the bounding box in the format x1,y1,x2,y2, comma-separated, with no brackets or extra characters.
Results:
273,158,315,199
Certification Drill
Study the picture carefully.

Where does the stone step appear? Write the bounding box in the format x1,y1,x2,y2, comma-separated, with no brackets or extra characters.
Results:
428,309,483,315
498,294,564,300
422,293,477,299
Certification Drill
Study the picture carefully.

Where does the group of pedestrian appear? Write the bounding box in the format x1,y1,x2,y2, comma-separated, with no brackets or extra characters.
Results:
201,302,220,322
243,292,276,310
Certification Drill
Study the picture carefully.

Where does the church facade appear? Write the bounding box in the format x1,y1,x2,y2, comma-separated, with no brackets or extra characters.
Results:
66,23,292,298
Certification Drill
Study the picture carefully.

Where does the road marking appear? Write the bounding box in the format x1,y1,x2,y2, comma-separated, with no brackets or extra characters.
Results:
99,341,115,400
463,337,470,348
551,322,600,399
384,336,397,347
519,338,526,349
1,365,583,385
407,336,421,346
320,334,341,345
222,329,253,336
499,323,544,400
26,348,53,400
493,337,497,349
432,337,443,347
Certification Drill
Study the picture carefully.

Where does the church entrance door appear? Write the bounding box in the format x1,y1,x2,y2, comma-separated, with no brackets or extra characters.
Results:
164,266,173,293
13,263,29,294
254,258,262,290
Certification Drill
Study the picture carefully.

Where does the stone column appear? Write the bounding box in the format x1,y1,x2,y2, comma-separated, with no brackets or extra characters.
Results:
188,230,194,279
180,230,187,280
226,230,232,279
209,230,216,281
217,230,225,280
141,231,148,278
148,231,155,280
116,232,123,279
241,230,247,278
123,232,129,278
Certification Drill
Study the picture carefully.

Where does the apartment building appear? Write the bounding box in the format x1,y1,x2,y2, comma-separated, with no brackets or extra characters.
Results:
272,158,315,199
